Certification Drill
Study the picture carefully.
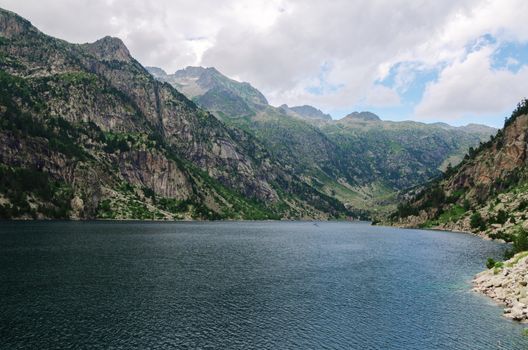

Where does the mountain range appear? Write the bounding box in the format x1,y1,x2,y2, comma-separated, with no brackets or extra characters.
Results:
148,65,496,216
0,8,497,220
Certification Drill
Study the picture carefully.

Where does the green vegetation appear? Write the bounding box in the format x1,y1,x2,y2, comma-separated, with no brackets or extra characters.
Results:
186,163,280,220
505,98,528,128
486,257,505,269
97,199,115,219
512,227,528,254
470,212,486,231
422,205,467,228
157,198,191,214
505,251,528,268
502,228,528,260
0,165,72,219
102,132,160,153
492,210,509,225
486,257,497,269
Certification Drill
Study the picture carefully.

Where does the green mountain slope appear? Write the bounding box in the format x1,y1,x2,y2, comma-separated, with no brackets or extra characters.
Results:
391,101,528,242
0,8,350,220
148,66,496,215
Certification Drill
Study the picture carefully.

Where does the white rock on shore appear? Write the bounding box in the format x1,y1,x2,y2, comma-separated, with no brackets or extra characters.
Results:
473,252,528,322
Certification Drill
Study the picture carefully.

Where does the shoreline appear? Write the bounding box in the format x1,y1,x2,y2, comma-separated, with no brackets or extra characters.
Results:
0,218,372,223
473,252,528,323
384,223,528,323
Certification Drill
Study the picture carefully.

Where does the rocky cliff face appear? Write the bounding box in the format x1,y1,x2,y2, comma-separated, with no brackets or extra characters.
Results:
0,8,349,220
392,103,528,240
446,114,527,199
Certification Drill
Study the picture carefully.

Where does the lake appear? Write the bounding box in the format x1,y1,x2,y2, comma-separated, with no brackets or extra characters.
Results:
0,221,527,349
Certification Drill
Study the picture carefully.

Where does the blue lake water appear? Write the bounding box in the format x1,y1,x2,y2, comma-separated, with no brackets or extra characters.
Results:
0,221,527,349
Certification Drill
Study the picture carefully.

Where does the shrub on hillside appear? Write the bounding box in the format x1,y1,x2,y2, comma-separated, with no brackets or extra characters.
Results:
470,212,486,231
503,227,528,259
493,209,509,225
513,227,528,253
486,258,496,269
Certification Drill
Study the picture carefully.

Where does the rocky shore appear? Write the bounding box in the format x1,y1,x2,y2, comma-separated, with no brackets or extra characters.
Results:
473,252,528,322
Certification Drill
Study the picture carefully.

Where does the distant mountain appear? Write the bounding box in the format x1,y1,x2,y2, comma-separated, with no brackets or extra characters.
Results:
391,101,528,240
148,65,496,215
0,8,350,220
458,123,498,135
279,104,332,121
342,111,381,122
147,66,268,118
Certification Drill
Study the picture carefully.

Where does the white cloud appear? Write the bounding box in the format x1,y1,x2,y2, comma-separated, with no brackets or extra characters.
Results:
201,0,476,108
415,46,528,120
0,0,260,72
1,0,528,123
362,85,401,108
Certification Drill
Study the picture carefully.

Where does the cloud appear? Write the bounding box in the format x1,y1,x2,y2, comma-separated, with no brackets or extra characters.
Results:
362,85,401,108
201,0,476,108
1,0,528,124
0,0,245,71
415,46,528,121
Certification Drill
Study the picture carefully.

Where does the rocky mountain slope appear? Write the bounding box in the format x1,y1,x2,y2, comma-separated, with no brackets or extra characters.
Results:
0,8,350,220
148,66,496,215
391,101,528,241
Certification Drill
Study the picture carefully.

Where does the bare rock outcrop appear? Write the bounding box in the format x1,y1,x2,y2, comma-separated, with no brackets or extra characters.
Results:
474,252,528,322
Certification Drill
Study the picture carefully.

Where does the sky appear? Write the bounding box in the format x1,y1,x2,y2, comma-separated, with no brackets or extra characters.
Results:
1,1,528,127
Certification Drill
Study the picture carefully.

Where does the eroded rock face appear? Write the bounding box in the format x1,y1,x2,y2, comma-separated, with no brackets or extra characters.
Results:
117,150,192,199
448,115,528,194
0,9,34,38
0,133,73,181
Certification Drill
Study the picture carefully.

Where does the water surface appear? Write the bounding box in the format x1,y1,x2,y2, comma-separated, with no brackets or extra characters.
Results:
1,221,526,349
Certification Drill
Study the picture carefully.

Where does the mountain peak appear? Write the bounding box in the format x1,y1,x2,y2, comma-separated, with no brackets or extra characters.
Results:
173,66,208,77
158,65,268,107
343,111,381,122
459,123,497,135
145,66,167,78
287,105,332,121
84,36,132,62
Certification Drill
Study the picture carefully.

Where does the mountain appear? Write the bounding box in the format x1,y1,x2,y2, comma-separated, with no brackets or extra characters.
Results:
279,104,332,121
148,65,496,215
342,111,381,122
391,101,528,241
0,8,350,220
147,66,268,119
